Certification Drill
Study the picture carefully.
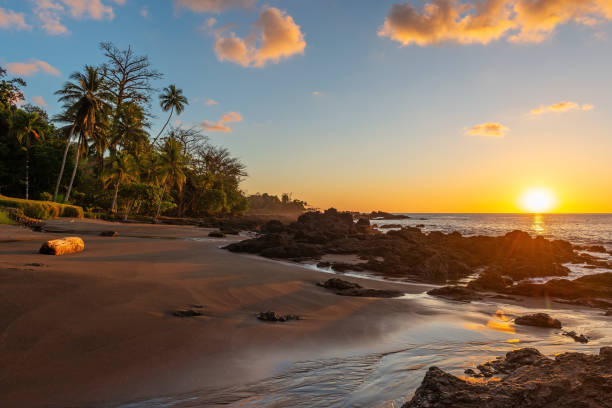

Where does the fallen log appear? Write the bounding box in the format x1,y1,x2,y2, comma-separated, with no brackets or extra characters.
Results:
39,237,85,255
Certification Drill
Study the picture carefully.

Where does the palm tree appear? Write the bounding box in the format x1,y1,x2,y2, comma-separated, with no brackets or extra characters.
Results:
113,102,150,155
54,66,111,202
151,85,187,146
11,111,45,200
103,151,137,212
154,137,187,219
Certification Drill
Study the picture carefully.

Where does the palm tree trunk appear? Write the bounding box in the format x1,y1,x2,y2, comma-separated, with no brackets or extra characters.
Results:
65,135,82,202
25,148,29,200
54,124,76,201
111,179,120,212
152,107,173,146
155,181,168,220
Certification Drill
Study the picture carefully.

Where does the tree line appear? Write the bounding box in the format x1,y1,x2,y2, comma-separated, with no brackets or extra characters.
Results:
0,42,249,219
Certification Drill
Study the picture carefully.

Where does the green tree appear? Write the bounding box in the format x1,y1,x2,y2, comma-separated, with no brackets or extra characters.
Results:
154,137,187,219
10,111,45,199
0,67,26,111
103,151,138,212
152,85,188,145
55,66,111,201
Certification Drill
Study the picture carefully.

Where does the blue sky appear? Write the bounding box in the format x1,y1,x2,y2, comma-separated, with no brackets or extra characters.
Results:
2,0,612,212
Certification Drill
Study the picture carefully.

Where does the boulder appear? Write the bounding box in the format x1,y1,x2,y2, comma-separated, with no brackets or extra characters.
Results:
39,237,85,256
515,313,562,329
317,278,403,298
208,231,226,238
100,231,118,237
563,331,589,343
256,311,300,322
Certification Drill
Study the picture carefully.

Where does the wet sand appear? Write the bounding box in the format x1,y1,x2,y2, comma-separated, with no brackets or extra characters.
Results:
0,219,431,408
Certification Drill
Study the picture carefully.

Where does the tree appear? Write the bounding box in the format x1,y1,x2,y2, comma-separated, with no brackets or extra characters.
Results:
113,102,150,155
0,67,26,111
10,111,45,199
152,85,188,145
154,137,187,219
103,151,137,212
55,66,111,202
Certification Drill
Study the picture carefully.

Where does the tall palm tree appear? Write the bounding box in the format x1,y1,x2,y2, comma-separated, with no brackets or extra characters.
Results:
113,102,150,155
103,151,137,212
54,66,111,202
154,137,187,219
11,111,45,200
151,85,187,146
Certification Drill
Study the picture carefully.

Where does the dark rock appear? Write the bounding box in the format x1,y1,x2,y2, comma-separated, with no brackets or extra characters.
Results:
208,231,226,238
221,228,241,235
379,224,402,229
574,244,608,253
369,211,410,220
256,311,300,322
100,231,118,237
403,347,612,408
563,331,589,343
515,313,562,329
261,220,284,234
317,278,403,298
427,286,483,302
172,309,203,317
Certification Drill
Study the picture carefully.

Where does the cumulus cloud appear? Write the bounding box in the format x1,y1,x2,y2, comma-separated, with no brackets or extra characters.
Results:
6,60,61,77
0,7,30,30
200,111,243,132
379,0,612,46
32,96,47,107
175,0,255,13
213,7,306,67
205,99,218,105
530,101,595,115
33,0,124,35
466,122,509,137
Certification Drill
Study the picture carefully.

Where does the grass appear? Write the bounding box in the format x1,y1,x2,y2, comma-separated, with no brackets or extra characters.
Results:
0,195,84,220
0,209,16,225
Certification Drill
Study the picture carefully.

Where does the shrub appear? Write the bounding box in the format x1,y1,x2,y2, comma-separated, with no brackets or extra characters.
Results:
39,192,53,201
0,194,84,219
0,209,15,225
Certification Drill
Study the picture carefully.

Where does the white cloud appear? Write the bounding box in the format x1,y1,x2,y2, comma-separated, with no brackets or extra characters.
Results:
5,59,61,77
32,96,47,107
205,99,218,105
32,0,125,35
530,101,595,115
466,122,509,137
175,0,255,13
0,7,30,30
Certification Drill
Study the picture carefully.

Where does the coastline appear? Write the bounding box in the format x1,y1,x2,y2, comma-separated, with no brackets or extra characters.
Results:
0,219,610,407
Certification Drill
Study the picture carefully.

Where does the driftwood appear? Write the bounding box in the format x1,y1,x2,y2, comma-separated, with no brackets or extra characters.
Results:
39,237,85,255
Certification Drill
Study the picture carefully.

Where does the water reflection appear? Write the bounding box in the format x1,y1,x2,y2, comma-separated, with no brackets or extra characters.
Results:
531,214,546,234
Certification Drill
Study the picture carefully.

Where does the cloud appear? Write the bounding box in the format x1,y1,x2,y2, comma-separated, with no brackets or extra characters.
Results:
140,7,149,18
379,0,612,46
5,60,61,77
0,7,30,30
530,101,594,115
214,7,306,67
32,96,47,107
200,111,243,132
175,0,255,13
33,0,125,35
466,122,509,137
205,99,218,105
312,91,322,95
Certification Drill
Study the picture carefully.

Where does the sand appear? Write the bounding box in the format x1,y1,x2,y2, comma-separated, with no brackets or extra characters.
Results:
0,219,431,408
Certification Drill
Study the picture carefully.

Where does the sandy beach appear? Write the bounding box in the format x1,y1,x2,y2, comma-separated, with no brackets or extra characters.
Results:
0,219,436,407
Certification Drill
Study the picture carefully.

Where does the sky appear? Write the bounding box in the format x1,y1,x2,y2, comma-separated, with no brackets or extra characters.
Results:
2,0,612,213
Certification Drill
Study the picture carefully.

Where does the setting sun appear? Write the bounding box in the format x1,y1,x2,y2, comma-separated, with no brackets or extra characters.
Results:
519,188,557,213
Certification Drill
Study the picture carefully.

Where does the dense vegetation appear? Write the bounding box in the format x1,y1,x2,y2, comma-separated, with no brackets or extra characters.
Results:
247,193,310,213
0,43,249,220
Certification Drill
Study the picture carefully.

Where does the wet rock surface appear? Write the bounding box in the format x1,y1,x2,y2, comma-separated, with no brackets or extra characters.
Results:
562,331,589,343
226,209,605,285
208,231,226,238
256,311,300,322
317,278,404,298
427,286,483,302
514,313,562,329
100,230,118,237
172,309,203,317
403,347,612,408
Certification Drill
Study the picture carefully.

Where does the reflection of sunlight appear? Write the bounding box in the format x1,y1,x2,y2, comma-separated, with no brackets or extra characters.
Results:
506,338,520,343
531,214,545,234
458,375,502,384
463,322,486,331
486,320,515,333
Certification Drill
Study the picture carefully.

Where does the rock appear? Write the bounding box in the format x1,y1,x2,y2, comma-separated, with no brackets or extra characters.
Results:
100,231,118,237
369,211,410,220
515,313,562,329
574,244,608,253
39,237,85,256
221,228,241,235
208,231,226,238
317,278,403,298
563,331,589,343
403,347,612,408
378,224,402,229
172,309,203,317
427,286,483,302
256,311,300,322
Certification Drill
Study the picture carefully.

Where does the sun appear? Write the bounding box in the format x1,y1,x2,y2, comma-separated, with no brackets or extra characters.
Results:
519,188,557,213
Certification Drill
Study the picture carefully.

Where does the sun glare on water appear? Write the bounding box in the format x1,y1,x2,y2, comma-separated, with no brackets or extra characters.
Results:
519,188,557,213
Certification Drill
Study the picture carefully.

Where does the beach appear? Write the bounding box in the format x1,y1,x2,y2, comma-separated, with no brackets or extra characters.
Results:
0,218,610,407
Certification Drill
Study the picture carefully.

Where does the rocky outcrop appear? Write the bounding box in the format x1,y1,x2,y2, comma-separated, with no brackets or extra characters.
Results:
317,278,404,298
514,313,562,329
403,347,612,408
368,211,410,220
562,331,589,343
257,311,300,322
39,237,85,255
208,231,226,238
427,286,483,302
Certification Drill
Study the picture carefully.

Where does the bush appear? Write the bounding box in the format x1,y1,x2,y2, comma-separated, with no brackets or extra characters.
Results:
0,209,15,225
0,194,84,219
39,192,53,201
